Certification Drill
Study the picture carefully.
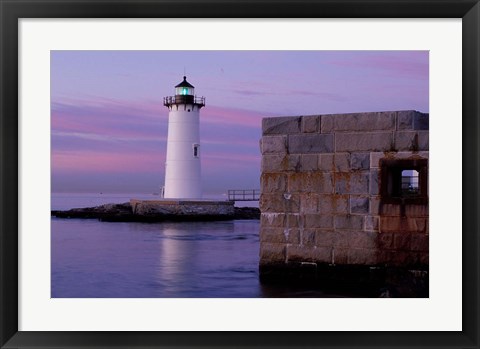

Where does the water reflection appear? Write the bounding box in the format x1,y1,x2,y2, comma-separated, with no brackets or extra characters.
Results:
155,221,262,297
52,219,262,298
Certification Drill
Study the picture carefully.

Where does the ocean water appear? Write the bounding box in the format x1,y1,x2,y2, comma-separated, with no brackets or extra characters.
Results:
51,193,348,298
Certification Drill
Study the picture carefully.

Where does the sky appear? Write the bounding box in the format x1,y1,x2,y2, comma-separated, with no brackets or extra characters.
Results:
51,50,429,194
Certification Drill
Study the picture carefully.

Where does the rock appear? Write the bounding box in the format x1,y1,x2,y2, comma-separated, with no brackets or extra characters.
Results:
51,202,260,222
51,203,133,220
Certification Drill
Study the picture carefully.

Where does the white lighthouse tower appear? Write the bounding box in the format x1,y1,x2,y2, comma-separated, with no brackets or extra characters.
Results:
163,76,205,199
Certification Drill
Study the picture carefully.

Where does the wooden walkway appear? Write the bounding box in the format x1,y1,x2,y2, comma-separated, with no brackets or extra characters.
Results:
227,189,260,201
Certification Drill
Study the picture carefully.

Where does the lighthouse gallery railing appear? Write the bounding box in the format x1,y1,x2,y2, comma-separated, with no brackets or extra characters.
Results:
163,95,205,107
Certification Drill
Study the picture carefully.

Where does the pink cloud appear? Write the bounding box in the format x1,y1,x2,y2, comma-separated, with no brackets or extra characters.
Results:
202,153,260,169
329,51,428,79
51,98,167,139
52,150,164,174
202,105,269,129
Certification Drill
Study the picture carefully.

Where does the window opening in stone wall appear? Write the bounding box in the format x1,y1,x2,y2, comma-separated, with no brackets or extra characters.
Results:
380,159,428,204
401,169,419,197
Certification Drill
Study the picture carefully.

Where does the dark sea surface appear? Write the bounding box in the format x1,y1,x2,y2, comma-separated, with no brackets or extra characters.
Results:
51,193,352,298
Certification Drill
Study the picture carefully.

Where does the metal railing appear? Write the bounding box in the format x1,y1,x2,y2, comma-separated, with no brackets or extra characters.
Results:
227,189,260,201
163,95,205,107
401,176,420,197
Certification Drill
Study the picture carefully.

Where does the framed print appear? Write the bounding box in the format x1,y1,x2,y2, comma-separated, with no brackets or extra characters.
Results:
1,0,479,348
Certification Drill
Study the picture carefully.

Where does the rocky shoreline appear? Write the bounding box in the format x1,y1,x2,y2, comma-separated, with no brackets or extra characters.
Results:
51,202,260,222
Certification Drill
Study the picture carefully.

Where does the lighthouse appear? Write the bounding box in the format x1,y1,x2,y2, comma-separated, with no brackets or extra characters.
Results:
163,76,205,199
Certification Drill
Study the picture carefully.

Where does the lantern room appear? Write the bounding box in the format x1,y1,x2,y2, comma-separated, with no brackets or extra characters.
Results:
175,76,195,96
164,76,205,109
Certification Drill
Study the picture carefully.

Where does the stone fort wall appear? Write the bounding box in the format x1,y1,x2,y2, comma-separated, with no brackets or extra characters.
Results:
259,110,429,277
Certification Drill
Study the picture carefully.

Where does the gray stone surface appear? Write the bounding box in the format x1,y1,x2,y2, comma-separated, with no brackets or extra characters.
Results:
397,111,430,131
334,153,350,172
370,151,429,168
288,134,334,154
286,214,301,228
302,115,319,133
417,131,429,150
369,169,380,195
350,196,369,214
351,152,370,170
260,193,287,213
336,132,393,152
410,233,429,252
335,172,369,194
369,152,384,168
300,193,319,214
335,215,364,230
349,231,377,249
259,111,429,273
301,154,319,171
284,245,308,262
334,231,350,248
369,197,380,215
364,215,379,231
304,214,334,229
261,154,285,173
288,172,333,194
263,116,301,135
318,194,349,214
393,233,412,250
333,112,396,132
261,227,299,244
286,154,302,171
405,205,429,217
397,110,414,130
302,229,317,246
348,248,377,265
414,112,429,130
315,231,335,247
394,131,429,151
261,135,287,154
320,114,334,133
380,204,401,216
260,243,286,263
261,173,287,193
319,154,334,171
380,217,418,233
332,247,348,264
261,213,286,227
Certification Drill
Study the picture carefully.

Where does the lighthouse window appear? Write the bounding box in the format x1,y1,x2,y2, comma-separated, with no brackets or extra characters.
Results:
193,144,200,158
182,88,189,95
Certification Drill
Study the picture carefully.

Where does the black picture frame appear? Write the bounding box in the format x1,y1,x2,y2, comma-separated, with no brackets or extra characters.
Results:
1,1,478,348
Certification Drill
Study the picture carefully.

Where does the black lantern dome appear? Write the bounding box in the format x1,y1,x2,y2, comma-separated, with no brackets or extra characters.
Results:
164,76,205,109
175,76,194,88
